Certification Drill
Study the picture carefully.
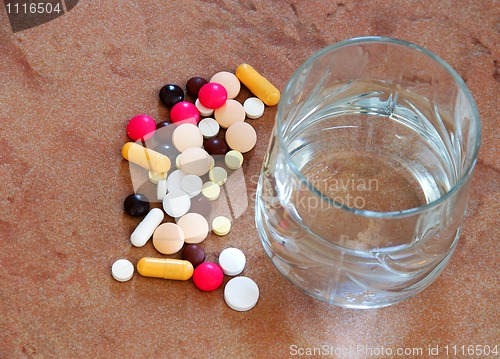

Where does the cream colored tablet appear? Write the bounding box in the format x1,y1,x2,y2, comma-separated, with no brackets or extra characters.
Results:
201,181,221,201
152,223,185,255
195,98,214,117
179,147,211,176
172,123,203,152
243,97,265,119
224,150,243,170
175,154,182,169
209,167,228,186
198,118,220,139
212,216,231,236
214,100,245,129
177,213,209,244
210,71,241,99
225,122,257,153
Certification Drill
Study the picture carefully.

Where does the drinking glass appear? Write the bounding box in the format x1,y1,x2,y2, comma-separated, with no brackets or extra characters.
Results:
255,37,481,308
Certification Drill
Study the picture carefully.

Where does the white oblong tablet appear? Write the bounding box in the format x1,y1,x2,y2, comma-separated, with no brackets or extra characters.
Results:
172,123,203,152
111,259,134,282
166,169,186,193
198,118,220,139
195,98,214,117
181,174,203,198
130,208,165,247
224,277,259,311
243,97,265,119
162,191,191,218
157,179,167,201
219,248,246,276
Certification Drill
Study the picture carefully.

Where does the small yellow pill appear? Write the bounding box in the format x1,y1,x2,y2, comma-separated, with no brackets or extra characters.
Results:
202,181,221,201
235,64,280,106
212,216,231,236
122,142,171,174
137,257,194,281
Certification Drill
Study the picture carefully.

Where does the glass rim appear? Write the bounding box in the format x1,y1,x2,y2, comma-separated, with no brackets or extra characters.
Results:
276,36,482,219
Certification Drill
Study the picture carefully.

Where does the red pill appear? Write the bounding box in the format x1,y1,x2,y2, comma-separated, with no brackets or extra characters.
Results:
198,83,227,109
126,114,156,141
192,262,224,291
170,101,201,125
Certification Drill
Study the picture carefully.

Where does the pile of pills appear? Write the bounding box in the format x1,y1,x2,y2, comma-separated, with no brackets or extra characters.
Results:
112,64,281,312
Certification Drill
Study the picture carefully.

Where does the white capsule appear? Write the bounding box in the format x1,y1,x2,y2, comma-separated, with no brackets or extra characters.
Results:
130,208,164,247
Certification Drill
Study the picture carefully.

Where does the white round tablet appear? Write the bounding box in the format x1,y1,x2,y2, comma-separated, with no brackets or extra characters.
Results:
224,277,259,311
219,248,246,276
162,191,191,218
166,169,186,193
111,259,134,282
243,97,265,119
195,98,214,117
198,118,220,139
181,174,203,198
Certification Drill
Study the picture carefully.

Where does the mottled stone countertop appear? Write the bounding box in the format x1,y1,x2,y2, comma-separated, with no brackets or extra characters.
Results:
1,1,498,358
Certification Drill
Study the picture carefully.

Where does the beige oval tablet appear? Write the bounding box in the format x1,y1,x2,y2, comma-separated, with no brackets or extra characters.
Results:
153,223,185,255
210,72,241,99
201,181,221,201
172,123,203,152
225,122,257,153
214,100,245,129
177,213,209,244
179,147,211,176
225,150,243,170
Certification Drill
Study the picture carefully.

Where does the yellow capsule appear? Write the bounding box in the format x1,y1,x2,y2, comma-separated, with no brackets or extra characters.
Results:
235,64,280,106
137,257,194,281
122,142,171,174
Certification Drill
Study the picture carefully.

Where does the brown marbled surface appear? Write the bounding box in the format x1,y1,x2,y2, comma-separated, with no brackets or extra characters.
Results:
1,1,498,358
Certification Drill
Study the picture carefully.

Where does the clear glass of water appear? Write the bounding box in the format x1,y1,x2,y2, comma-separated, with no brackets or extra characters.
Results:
255,37,481,308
